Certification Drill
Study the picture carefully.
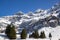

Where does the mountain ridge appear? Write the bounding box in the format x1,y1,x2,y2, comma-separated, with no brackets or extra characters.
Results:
0,3,60,33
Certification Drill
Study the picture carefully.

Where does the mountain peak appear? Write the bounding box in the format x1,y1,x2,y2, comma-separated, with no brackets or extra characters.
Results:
15,11,24,15
27,12,34,16
35,9,44,13
52,2,60,9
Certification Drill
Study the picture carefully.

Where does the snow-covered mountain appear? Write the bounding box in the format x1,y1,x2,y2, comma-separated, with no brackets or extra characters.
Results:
0,2,60,40
0,3,60,33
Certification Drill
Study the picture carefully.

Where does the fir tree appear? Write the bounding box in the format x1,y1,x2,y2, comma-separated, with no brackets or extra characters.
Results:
5,24,11,38
5,24,16,39
29,30,39,38
49,33,52,40
9,25,16,39
39,31,46,38
33,30,39,38
20,28,27,39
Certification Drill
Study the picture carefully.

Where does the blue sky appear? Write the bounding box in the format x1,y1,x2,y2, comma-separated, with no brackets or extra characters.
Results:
0,0,59,16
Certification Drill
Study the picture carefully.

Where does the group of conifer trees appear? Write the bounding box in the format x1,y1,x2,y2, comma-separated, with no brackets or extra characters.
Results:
5,23,16,39
29,30,52,39
5,23,52,39
5,23,27,39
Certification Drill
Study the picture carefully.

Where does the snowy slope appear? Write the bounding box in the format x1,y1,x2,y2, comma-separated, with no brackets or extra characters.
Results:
0,26,60,40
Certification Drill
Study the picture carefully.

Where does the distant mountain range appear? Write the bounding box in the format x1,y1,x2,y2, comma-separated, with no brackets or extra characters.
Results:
0,3,60,33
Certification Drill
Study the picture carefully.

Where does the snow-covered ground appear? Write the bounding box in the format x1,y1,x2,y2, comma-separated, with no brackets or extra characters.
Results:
0,26,60,40
38,26,60,40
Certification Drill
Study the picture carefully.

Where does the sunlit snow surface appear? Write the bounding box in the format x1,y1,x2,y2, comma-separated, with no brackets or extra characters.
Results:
0,26,60,40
